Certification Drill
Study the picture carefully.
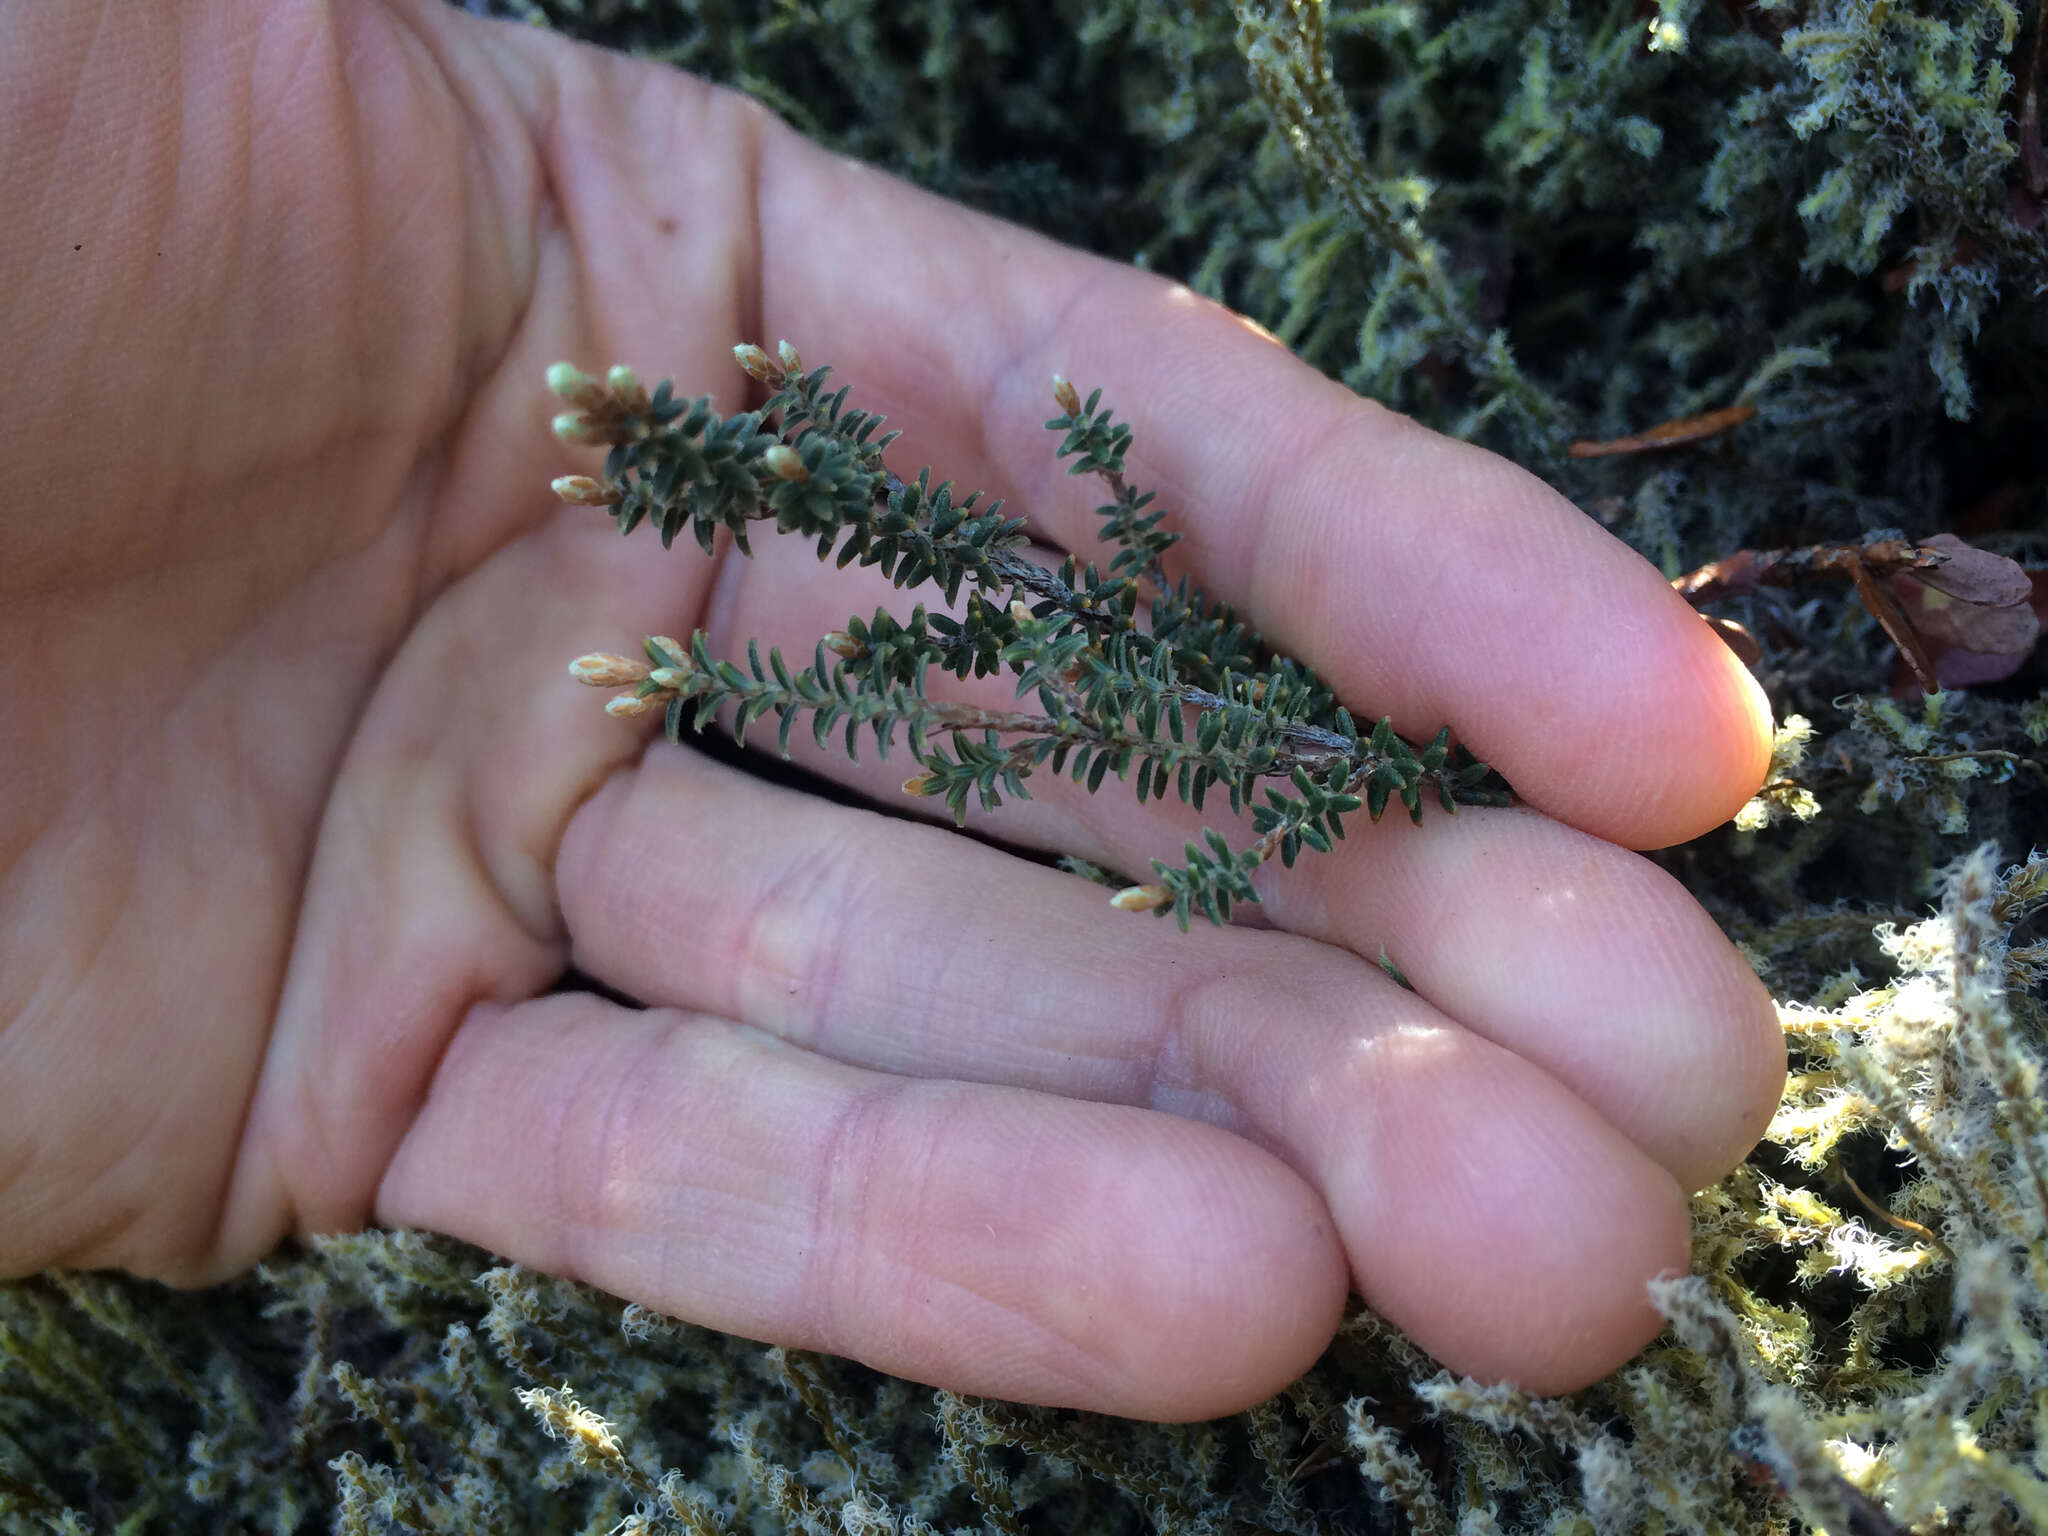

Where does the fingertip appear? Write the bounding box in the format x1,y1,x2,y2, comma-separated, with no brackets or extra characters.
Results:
1485,583,1774,853
1056,1122,1359,1417
1605,610,1775,851
1691,951,1787,1190
1482,1196,1694,1398
1405,1147,1692,1398
1315,1029,1695,1396
849,1099,1353,1422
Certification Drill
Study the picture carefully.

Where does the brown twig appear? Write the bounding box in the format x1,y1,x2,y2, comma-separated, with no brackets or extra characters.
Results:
1567,402,1756,458
1672,539,1948,604
1833,1158,1955,1265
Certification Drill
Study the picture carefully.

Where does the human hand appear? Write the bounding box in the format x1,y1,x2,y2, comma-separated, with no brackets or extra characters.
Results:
0,0,1782,1420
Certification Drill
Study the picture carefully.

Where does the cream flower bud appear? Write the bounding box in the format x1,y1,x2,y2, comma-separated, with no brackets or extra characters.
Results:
1052,374,1082,417
777,340,802,375
605,364,645,402
647,637,687,667
551,475,621,506
901,773,939,796
569,653,651,687
1009,600,1033,625
823,630,863,659
605,694,658,719
1109,884,1171,912
762,444,808,482
547,362,600,400
733,344,781,385
648,666,691,690
552,412,597,442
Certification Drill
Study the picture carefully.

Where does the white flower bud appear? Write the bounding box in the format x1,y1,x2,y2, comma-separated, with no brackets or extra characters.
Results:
648,666,691,689
1051,375,1082,417
605,694,658,719
777,340,802,375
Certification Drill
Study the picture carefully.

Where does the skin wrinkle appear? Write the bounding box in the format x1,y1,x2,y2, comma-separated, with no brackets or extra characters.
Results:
865,1090,1120,1395
972,265,1114,535
803,1075,906,1359
1143,957,1259,1138
1241,403,1401,684
557,1009,673,1284
1284,438,1485,719
447,553,556,938
35,1184,148,1276
39,6,115,248
357,9,544,597
731,814,873,1051
290,762,520,1235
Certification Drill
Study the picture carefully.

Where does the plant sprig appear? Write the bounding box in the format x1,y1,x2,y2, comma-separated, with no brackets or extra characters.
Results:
553,344,1510,928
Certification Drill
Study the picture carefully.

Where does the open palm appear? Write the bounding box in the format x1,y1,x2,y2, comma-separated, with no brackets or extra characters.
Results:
0,0,1783,1420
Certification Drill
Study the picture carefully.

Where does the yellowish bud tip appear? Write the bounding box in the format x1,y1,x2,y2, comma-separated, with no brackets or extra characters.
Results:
648,666,691,689
1110,884,1171,912
762,444,808,482
1052,374,1082,417
551,475,621,506
605,694,658,719
902,773,939,796
569,653,651,687
733,344,782,385
1645,18,1684,51
1008,599,1033,625
823,631,863,659
546,362,599,401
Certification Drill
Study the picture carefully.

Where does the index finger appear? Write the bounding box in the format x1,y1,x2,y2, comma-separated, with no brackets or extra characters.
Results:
750,138,1770,849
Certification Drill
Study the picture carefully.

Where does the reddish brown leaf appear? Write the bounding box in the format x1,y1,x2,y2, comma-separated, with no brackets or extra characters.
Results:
1912,532,2034,605
1672,547,1763,603
1886,564,2044,694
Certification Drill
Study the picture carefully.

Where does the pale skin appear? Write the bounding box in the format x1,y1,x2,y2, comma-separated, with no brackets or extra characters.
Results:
0,0,1784,1422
